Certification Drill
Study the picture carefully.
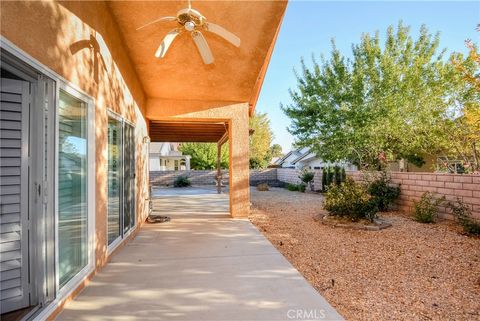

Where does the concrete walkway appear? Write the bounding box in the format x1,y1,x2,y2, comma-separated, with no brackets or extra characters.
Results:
57,187,343,321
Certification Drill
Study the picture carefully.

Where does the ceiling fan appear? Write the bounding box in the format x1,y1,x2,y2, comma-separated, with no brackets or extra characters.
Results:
136,0,241,64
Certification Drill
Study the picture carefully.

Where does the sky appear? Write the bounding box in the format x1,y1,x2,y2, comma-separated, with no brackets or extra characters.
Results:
255,0,480,153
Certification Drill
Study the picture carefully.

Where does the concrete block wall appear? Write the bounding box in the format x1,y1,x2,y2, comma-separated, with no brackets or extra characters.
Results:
249,169,283,187
277,168,324,190
150,170,229,186
150,168,280,187
348,171,480,220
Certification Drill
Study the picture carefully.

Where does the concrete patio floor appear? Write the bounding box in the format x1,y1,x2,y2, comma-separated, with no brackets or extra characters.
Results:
57,187,343,321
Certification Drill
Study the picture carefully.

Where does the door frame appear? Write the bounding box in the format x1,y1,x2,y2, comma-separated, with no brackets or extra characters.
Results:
1,36,96,321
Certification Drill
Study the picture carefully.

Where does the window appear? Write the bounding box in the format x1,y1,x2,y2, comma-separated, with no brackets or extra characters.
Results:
58,90,88,287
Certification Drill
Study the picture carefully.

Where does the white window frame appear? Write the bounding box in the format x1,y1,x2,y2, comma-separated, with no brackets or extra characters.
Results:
1,36,96,321
54,83,96,298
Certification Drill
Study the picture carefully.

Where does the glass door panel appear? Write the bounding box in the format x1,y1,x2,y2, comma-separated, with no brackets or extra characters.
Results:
58,90,88,288
107,118,122,245
123,123,135,233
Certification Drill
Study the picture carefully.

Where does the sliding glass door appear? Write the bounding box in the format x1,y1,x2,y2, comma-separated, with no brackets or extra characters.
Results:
107,118,122,245
107,115,135,248
123,123,135,234
58,90,88,288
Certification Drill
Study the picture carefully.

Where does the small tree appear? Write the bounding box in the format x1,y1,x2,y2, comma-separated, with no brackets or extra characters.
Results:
341,167,346,183
334,166,341,185
327,167,334,187
322,169,328,192
299,169,315,191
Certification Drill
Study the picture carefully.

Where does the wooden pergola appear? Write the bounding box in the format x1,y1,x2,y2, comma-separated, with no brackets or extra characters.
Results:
149,120,229,193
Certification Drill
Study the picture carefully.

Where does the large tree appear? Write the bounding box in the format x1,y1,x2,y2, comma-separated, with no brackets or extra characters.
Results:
249,112,274,168
449,28,480,172
179,143,229,170
282,22,479,170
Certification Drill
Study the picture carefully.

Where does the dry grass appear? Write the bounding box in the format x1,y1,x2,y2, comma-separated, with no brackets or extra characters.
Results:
249,187,480,321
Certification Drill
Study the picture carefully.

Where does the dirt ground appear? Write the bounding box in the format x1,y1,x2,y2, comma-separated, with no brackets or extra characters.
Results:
249,187,480,321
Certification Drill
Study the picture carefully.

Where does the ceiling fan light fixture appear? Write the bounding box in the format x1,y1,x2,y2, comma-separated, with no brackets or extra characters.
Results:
184,21,195,31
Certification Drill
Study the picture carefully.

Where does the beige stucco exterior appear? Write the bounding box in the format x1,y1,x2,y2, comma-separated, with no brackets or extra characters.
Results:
0,0,286,318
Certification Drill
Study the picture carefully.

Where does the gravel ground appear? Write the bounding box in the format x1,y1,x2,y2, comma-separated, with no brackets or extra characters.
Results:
249,187,480,321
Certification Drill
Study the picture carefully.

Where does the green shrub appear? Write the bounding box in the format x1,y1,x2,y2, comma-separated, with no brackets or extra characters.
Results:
173,175,191,187
257,183,269,191
413,192,445,223
286,183,306,192
298,183,306,192
367,172,401,211
448,198,480,235
286,183,298,191
323,178,378,222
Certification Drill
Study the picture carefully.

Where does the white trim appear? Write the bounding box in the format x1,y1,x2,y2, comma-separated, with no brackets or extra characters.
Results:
0,37,96,321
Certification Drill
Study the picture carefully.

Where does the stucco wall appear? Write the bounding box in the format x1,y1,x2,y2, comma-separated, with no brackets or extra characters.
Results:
1,1,150,317
147,100,251,218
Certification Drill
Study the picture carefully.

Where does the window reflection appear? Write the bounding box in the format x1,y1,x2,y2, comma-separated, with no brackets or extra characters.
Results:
58,90,88,287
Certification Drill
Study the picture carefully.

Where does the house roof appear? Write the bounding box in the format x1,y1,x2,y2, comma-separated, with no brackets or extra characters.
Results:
291,151,316,165
276,147,306,165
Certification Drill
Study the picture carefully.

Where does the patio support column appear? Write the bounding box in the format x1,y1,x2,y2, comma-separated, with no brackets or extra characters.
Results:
228,104,250,218
217,142,222,194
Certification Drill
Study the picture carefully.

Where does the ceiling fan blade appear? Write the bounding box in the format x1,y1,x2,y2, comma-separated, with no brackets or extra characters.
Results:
204,22,241,47
136,16,177,31
192,31,214,64
155,29,181,58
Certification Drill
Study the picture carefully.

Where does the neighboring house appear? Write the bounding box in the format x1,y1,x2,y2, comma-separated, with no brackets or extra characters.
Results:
0,1,286,319
276,147,357,171
149,142,191,171
275,147,310,168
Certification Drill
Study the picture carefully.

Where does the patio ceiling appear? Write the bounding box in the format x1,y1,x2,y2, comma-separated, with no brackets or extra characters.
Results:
149,120,228,142
107,1,287,111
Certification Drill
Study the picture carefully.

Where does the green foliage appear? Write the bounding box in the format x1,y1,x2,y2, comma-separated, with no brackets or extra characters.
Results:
179,143,229,170
173,175,191,188
366,172,401,211
269,144,283,159
448,198,480,235
334,166,341,185
286,183,298,191
298,183,306,193
326,168,334,187
282,22,480,169
322,170,328,192
299,169,315,191
322,166,346,191
413,192,445,223
324,178,378,222
286,183,306,192
250,113,274,169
